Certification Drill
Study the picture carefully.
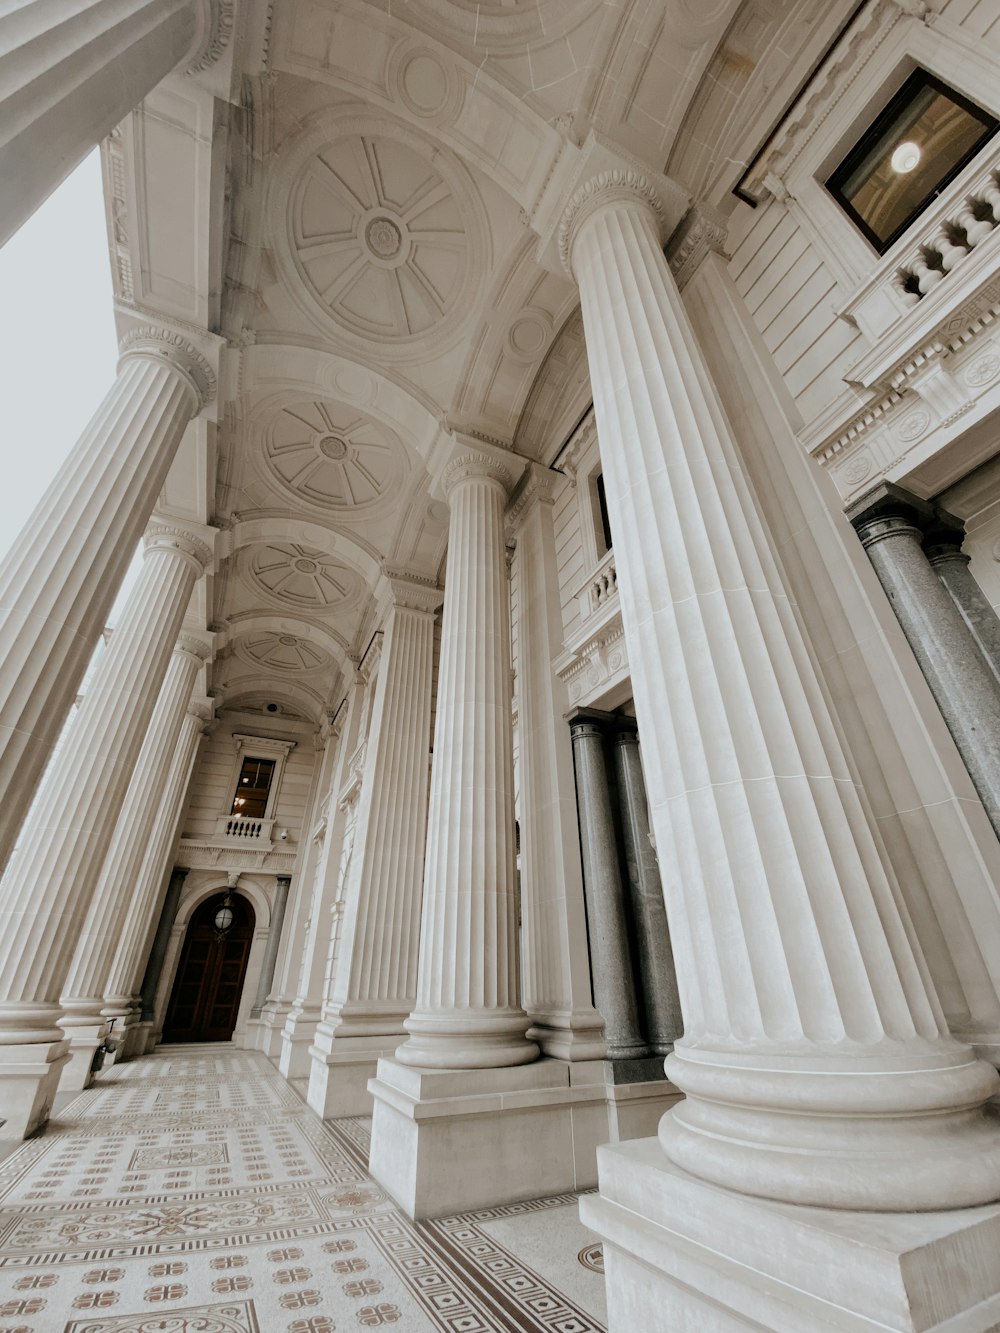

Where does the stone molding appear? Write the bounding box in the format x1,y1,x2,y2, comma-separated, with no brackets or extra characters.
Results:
558,169,665,278
358,631,384,684
506,463,557,532
382,570,444,615
118,326,216,410
442,451,513,497
667,205,729,292
144,522,215,572
186,0,235,73
188,700,213,724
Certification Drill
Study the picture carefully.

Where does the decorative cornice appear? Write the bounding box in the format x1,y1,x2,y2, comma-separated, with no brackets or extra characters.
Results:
186,0,235,73
118,326,216,411
144,522,215,571
667,205,729,292
442,451,513,497
382,567,444,614
506,463,557,530
558,169,665,278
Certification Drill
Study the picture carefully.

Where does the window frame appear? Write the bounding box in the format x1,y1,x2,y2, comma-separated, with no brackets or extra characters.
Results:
824,67,999,256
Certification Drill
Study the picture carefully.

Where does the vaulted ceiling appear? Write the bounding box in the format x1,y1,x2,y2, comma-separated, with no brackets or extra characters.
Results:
104,0,858,727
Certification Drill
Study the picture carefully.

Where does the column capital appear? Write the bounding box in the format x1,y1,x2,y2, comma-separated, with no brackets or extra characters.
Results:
144,518,217,573
666,204,729,292
506,463,558,532
442,448,515,499
276,874,292,890
531,132,689,281
118,325,216,412
187,697,213,725
185,0,236,74
377,568,444,617
175,631,214,664
846,482,934,549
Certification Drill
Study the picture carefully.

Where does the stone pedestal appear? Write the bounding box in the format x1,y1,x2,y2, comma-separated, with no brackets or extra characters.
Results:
60,630,211,1090
308,578,439,1118
0,328,213,882
582,1138,1000,1332
368,1058,609,1218
0,518,213,1135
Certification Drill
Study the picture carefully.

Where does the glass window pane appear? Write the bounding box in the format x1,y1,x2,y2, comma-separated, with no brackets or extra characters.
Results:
230,757,276,819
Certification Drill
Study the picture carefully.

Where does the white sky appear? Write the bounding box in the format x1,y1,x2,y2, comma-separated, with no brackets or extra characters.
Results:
0,151,138,615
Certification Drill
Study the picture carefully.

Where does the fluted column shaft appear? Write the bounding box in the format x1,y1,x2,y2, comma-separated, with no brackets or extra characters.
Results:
564,180,1000,1209
398,453,538,1069
0,521,213,1058
61,638,210,1038
925,531,1000,686
326,586,438,1035
511,471,604,1060
854,508,1000,837
115,709,205,1027
0,0,207,247
0,333,213,878
138,866,189,1027
613,724,682,1055
252,876,292,1015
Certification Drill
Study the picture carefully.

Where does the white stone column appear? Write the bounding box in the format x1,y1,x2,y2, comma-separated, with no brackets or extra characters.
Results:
251,876,292,1018
557,169,1000,1211
59,633,212,1088
508,467,604,1061
0,517,213,1136
278,707,351,1080
0,328,214,881
308,575,439,1116
369,448,614,1217
396,453,536,1071
0,0,226,247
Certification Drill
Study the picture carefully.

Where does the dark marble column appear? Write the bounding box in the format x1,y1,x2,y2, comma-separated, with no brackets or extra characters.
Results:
613,723,682,1055
252,874,291,1017
924,520,1000,687
569,711,648,1061
138,866,189,1024
850,485,1000,837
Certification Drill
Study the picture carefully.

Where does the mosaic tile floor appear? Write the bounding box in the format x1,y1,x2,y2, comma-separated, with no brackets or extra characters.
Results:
0,1044,607,1332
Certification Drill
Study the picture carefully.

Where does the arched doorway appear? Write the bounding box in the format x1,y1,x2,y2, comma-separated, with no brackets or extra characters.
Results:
163,893,256,1042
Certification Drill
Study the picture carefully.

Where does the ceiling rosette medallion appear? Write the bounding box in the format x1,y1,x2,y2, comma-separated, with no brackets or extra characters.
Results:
276,116,490,361
234,632,333,675
260,398,406,516
243,543,364,613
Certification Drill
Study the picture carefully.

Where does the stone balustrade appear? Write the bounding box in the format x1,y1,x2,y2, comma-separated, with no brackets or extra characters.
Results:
891,162,1000,306
573,548,619,625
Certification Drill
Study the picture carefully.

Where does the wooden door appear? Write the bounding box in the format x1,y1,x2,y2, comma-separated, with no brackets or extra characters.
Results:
163,894,255,1042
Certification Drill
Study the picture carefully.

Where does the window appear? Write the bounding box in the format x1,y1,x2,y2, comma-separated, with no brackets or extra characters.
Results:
825,70,997,254
230,756,276,820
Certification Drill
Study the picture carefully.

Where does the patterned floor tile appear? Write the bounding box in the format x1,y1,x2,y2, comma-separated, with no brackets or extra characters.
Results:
0,1045,606,1332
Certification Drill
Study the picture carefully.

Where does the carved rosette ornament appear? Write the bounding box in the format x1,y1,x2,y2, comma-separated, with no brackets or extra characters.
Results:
557,169,667,279
118,327,216,412
442,452,513,498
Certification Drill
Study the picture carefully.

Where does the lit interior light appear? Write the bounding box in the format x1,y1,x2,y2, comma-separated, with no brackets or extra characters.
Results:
891,141,921,174
214,892,236,937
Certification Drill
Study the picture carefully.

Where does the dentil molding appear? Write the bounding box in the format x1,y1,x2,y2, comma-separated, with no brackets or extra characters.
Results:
442,451,513,497
144,521,216,571
186,0,236,73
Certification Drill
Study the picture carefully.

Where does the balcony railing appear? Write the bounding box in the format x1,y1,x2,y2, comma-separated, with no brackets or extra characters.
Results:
215,815,274,842
573,548,619,625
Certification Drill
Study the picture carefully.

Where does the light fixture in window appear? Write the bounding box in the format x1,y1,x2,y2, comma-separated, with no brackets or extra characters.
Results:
826,69,998,253
890,141,921,174
213,892,236,939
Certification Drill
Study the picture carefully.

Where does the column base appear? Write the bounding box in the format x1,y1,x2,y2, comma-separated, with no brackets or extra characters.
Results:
526,1009,607,1061
253,1001,291,1058
60,1024,109,1091
279,1008,322,1080
368,1056,610,1218
122,1020,153,1060
0,1040,71,1138
307,1036,400,1119
581,1139,1000,1332
571,1058,681,1142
